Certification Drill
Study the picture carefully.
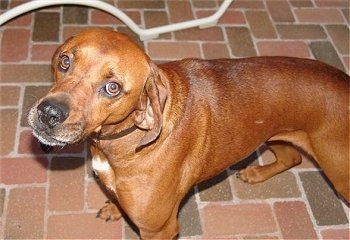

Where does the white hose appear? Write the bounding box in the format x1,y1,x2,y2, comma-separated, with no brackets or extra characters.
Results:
0,0,233,40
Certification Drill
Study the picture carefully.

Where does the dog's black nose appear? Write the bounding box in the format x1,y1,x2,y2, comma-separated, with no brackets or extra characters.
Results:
37,100,69,128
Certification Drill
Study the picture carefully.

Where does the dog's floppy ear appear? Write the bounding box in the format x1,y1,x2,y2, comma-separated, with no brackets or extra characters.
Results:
134,62,167,148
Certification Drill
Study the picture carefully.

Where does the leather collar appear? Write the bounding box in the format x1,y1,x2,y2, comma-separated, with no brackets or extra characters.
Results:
89,125,138,143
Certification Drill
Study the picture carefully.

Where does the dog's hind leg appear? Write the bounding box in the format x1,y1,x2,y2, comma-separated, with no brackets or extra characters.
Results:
238,142,302,183
308,134,349,202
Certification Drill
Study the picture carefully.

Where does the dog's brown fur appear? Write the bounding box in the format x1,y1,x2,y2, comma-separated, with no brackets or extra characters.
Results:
28,29,349,239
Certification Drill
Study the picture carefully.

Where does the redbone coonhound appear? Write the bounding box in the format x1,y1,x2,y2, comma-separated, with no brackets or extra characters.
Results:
28,28,349,239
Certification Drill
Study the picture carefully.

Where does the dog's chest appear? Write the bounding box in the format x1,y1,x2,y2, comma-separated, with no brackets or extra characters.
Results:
92,154,111,175
90,146,118,195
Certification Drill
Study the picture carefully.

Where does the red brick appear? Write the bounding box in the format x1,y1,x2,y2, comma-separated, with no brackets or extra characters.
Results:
175,27,224,41
201,203,277,236
232,170,301,199
202,43,230,59
48,157,85,211
168,1,194,23
300,171,348,226
144,10,171,39
276,24,326,39
9,0,31,8
220,10,246,24
31,44,60,62
87,180,109,210
6,13,32,26
257,41,310,58
147,42,201,59
63,26,110,42
47,213,122,239
226,27,257,57
309,41,345,72
0,157,48,184
33,12,60,42
196,10,246,24
144,10,169,27
5,187,46,239
231,0,265,9
0,29,30,62
193,0,216,8
199,172,233,201
314,0,349,7
118,0,164,9
295,9,344,23
0,64,51,83
321,228,350,239
0,221,3,239
342,9,349,23
274,201,317,239
91,9,123,25
326,25,349,55
0,86,20,106
245,11,277,38
266,0,295,22
0,109,18,155
290,0,314,7
17,129,43,154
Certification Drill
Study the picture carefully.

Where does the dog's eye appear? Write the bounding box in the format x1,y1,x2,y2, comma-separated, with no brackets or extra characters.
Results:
59,55,70,71
105,82,122,96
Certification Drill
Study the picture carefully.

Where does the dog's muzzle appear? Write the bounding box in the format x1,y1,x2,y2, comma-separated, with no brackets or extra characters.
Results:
28,98,84,147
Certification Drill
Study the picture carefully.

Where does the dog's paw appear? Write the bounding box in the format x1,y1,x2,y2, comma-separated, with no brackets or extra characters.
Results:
97,200,122,222
237,165,264,184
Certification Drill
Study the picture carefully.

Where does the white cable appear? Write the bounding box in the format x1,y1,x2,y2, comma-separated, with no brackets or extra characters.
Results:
0,0,233,40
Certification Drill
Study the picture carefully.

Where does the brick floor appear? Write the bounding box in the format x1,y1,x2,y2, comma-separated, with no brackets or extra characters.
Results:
0,0,348,239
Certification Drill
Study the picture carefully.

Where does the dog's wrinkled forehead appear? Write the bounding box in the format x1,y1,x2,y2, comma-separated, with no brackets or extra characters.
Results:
53,29,149,72
51,29,151,93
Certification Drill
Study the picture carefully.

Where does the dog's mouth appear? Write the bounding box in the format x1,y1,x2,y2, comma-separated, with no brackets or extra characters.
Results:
31,129,68,146
30,123,84,147
30,126,82,146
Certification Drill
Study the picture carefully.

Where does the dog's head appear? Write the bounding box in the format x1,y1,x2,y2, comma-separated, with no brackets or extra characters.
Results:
28,28,167,148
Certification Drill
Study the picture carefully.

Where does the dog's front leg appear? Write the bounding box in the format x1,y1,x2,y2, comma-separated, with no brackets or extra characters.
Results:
90,144,123,221
138,203,180,240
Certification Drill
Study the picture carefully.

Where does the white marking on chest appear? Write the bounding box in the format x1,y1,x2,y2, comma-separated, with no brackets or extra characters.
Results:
92,154,111,173
91,154,117,195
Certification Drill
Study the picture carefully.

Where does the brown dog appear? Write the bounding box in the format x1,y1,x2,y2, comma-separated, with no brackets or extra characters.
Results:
28,28,349,239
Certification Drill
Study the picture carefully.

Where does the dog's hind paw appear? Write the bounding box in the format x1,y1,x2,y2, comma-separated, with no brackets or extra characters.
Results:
237,165,265,184
235,171,247,182
236,170,249,182
97,200,122,221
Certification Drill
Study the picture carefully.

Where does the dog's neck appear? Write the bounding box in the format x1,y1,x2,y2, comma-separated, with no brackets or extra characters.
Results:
89,114,137,143
90,124,138,143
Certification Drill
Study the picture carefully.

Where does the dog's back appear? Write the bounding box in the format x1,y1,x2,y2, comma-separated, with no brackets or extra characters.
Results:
160,57,349,199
